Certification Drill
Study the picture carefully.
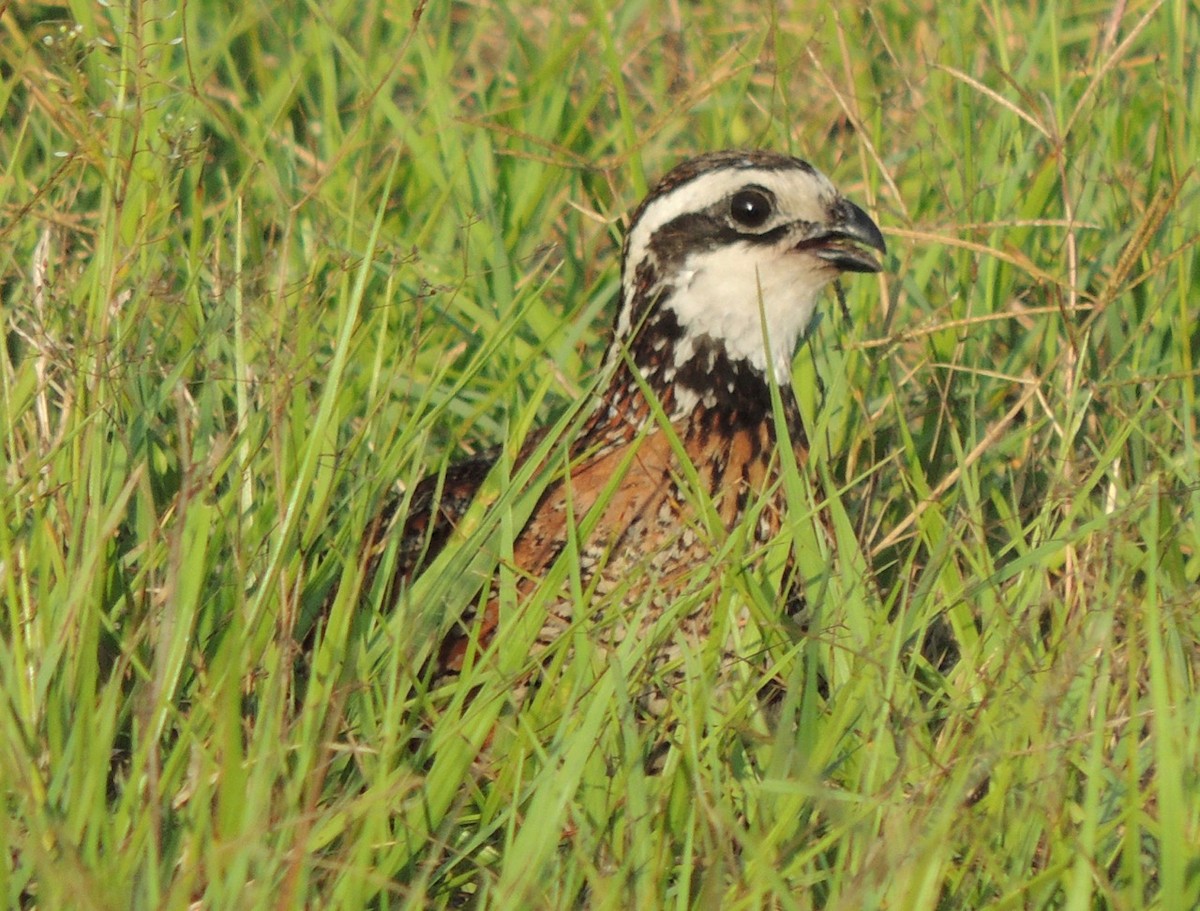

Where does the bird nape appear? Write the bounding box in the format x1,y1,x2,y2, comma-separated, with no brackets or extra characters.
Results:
345,150,885,701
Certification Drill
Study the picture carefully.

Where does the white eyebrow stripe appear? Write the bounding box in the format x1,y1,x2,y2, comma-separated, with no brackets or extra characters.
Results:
622,167,838,299
629,170,770,254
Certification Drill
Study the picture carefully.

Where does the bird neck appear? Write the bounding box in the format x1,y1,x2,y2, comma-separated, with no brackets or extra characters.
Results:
584,307,807,450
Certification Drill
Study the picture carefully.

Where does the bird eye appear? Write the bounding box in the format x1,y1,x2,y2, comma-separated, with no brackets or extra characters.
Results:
729,188,774,229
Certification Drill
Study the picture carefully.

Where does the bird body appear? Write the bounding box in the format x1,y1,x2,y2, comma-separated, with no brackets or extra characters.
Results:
369,150,885,687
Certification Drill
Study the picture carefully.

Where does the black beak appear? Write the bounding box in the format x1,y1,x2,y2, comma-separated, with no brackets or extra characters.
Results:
797,198,887,274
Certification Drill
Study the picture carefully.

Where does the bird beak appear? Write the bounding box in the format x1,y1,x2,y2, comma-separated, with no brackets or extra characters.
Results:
795,198,887,274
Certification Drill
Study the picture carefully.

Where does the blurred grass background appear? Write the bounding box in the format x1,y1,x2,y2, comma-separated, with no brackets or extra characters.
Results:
2,0,1198,907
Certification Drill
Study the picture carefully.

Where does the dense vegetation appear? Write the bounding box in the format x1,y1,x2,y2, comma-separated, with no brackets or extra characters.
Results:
2,1,1197,907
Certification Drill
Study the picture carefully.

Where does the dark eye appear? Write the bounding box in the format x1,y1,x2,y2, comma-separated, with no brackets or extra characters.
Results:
729,188,774,228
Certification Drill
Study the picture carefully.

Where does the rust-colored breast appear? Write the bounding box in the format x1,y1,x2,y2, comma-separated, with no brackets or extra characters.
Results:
436,409,791,676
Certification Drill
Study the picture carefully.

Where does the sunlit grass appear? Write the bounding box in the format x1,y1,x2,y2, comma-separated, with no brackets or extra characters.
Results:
2,1,1198,908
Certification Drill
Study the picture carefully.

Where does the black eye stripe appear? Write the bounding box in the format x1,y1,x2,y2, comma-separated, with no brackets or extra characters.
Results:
643,208,793,272
729,187,774,228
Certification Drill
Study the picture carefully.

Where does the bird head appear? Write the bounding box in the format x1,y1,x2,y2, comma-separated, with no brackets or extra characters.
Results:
610,151,885,405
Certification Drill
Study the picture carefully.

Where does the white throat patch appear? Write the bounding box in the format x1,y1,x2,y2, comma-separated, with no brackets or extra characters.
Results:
664,240,828,382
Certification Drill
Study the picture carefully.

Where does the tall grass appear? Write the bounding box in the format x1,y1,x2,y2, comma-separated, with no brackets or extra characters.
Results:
2,0,1197,907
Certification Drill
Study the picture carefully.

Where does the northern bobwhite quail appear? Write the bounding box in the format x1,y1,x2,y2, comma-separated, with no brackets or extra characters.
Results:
363,150,885,688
